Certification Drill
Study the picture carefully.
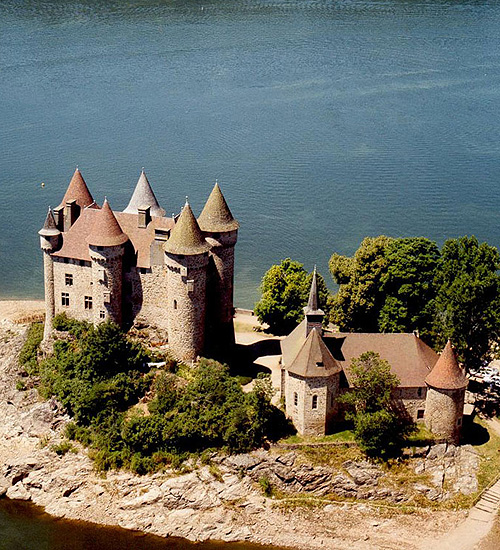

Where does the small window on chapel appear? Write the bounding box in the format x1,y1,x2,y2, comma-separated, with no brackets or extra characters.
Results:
61,292,69,307
84,296,93,310
417,409,425,419
312,395,318,410
294,392,298,407
65,274,73,286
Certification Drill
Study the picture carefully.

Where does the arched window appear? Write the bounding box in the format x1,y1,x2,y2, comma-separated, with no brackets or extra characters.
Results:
173,300,177,310
293,392,298,407
312,395,318,409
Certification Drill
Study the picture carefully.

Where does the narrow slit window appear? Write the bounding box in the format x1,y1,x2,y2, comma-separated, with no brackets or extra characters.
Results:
294,392,298,407
99,310,106,319
312,395,318,409
173,299,177,310
417,409,425,419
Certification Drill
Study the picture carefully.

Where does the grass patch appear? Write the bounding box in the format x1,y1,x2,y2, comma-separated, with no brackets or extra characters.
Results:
281,429,355,445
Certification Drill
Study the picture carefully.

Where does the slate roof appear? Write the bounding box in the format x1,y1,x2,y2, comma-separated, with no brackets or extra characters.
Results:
123,170,166,217
285,326,342,378
425,340,468,390
164,201,210,256
198,182,239,233
39,208,60,237
304,267,324,316
327,332,439,388
86,199,129,247
57,168,94,210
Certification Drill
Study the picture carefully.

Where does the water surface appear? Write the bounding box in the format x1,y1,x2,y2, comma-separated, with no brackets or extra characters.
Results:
1,0,499,306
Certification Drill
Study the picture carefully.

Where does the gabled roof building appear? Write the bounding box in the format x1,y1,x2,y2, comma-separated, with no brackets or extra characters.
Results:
39,168,238,361
280,271,468,443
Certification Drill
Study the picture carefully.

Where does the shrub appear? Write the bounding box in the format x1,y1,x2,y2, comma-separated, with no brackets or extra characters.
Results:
18,322,43,375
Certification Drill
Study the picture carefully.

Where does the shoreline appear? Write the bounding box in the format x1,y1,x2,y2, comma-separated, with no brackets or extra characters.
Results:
0,301,474,550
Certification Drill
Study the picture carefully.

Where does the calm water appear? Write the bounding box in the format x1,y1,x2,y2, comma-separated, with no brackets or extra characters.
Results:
0,498,284,550
1,0,500,308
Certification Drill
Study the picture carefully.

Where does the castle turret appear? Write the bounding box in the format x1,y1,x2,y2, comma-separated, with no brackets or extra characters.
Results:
39,208,61,340
198,182,239,356
304,266,324,337
164,200,210,361
54,168,94,231
123,169,166,218
425,341,468,444
87,199,128,325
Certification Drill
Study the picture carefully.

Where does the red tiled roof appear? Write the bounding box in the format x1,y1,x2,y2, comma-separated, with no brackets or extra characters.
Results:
57,169,94,210
53,206,174,268
327,332,439,387
425,340,468,390
86,199,128,247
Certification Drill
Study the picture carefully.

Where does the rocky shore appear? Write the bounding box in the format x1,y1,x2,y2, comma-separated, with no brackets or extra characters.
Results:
0,316,471,550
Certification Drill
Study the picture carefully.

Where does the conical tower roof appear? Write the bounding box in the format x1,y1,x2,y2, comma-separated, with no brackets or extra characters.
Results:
57,168,94,210
164,201,210,256
39,207,60,237
304,267,324,316
87,199,128,247
287,328,342,378
425,341,468,390
198,182,239,232
123,170,166,217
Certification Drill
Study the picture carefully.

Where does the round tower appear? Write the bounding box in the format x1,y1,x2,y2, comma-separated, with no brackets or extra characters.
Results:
198,182,239,355
86,199,128,326
164,200,210,361
39,208,61,340
424,341,468,444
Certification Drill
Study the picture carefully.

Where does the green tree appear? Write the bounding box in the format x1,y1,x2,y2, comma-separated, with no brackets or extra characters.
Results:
340,352,415,458
433,236,500,368
329,236,394,331
254,258,331,335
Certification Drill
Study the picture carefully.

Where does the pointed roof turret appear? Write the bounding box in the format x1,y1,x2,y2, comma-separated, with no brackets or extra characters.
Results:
304,266,324,316
425,341,468,390
39,207,60,237
123,170,166,217
57,168,94,210
164,200,210,256
86,199,128,247
198,182,239,233
287,328,342,378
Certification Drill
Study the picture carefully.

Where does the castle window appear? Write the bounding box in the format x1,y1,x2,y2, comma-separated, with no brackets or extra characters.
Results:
457,417,462,426
103,291,111,304
417,387,423,397
417,409,424,419
312,395,318,409
61,292,69,307
294,392,298,407
99,310,106,319
187,279,194,293
63,258,69,264
65,274,73,286
84,296,93,310
173,300,177,310
79,260,85,267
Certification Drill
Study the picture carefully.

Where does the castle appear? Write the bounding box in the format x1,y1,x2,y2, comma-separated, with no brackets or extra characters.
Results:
280,269,468,443
39,168,238,361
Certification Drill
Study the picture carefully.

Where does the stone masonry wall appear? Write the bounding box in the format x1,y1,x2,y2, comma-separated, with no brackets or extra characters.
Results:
425,387,465,444
165,252,208,361
395,387,427,421
53,258,94,323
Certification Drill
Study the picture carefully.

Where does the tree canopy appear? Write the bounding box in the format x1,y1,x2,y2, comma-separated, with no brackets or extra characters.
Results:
254,258,331,335
340,352,415,458
329,235,500,368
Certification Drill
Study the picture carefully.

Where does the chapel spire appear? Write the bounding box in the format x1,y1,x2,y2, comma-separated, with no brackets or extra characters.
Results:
304,266,324,336
123,169,166,217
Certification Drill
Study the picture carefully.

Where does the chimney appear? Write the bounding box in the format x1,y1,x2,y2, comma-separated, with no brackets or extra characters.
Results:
138,205,151,228
64,199,79,231
53,206,64,231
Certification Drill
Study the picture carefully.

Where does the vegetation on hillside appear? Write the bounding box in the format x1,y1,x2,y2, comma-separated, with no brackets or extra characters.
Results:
22,314,291,474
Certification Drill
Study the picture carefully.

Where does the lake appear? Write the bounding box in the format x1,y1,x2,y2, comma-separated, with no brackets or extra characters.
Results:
1,0,500,308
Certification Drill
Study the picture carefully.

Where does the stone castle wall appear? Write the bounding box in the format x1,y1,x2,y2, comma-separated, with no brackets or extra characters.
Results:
394,387,427,421
165,252,209,361
285,372,340,437
425,387,465,444
53,257,94,323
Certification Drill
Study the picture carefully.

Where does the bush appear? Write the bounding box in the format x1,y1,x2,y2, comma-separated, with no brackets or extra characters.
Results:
18,322,43,375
